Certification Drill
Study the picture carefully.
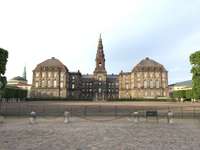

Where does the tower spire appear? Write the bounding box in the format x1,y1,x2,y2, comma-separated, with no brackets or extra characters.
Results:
98,33,103,49
94,34,106,74
23,65,27,80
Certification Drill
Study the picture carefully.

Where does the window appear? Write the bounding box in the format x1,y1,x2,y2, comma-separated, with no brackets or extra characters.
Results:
98,88,101,93
144,80,148,88
163,82,166,88
36,72,40,77
35,82,39,88
150,80,154,88
72,76,75,80
99,63,102,67
48,80,51,87
42,72,45,78
156,81,160,88
150,73,153,78
60,82,64,88
42,80,45,87
54,72,57,78
60,72,64,81
72,84,75,89
98,76,102,81
126,84,129,90
53,80,57,88
144,72,147,78
48,72,51,78
99,82,101,85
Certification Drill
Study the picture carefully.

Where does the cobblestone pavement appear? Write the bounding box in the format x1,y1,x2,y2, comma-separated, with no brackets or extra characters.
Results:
0,117,200,150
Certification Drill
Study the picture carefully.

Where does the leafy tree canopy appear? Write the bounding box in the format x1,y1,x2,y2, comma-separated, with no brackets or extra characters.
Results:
0,48,8,90
190,50,200,99
0,48,8,75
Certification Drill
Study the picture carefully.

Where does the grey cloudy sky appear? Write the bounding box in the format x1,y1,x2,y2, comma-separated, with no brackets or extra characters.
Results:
0,0,200,84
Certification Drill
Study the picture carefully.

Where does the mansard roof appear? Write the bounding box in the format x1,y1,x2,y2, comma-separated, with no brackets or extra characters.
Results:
132,57,167,72
107,74,118,79
82,74,93,79
34,57,68,72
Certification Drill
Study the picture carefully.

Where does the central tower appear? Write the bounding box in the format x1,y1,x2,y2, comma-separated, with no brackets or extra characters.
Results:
93,34,107,100
93,34,107,81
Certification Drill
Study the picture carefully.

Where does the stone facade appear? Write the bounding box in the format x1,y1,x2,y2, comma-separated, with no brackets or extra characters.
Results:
119,57,168,98
31,35,168,100
31,58,69,98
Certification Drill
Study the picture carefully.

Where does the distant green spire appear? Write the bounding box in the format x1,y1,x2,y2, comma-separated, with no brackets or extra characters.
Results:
23,65,27,80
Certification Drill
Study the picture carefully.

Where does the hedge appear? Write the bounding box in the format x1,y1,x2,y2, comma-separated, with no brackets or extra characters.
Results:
1,86,27,99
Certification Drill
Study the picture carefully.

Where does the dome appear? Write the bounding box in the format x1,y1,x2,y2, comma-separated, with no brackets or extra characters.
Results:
132,57,167,72
34,57,68,71
11,76,27,81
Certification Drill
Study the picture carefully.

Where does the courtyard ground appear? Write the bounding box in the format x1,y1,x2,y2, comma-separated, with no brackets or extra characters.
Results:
0,116,200,150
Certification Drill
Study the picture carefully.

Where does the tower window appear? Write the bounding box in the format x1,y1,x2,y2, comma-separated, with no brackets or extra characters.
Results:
99,63,102,67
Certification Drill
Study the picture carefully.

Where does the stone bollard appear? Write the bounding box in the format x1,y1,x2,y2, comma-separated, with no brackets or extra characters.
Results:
64,111,70,124
133,111,139,123
0,115,4,123
167,111,173,124
181,98,184,103
29,111,36,124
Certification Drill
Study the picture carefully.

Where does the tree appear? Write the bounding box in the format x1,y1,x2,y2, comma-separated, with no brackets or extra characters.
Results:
172,90,185,99
190,51,200,99
0,48,8,91
185,90,193,100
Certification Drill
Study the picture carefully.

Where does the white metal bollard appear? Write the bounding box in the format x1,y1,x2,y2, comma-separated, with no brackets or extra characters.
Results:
29,111,36,124
64,111,70,124
0,115,4,123
133,111,139,123
167,111,173,124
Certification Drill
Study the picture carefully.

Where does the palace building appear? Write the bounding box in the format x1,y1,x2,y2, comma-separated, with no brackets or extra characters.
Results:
31,35,168,100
